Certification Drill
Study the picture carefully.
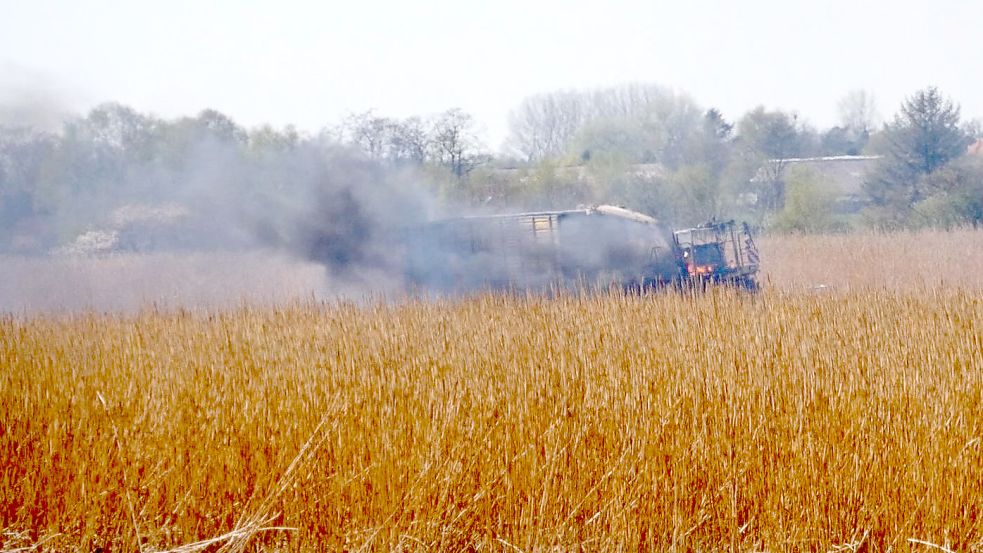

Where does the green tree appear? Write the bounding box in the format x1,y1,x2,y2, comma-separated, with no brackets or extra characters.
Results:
570,117,651,164
773,166,842,233
912,155,983,228
864,87,971,226
516,158,593,208
820,126,866,156
0,127,57,250
667,164,720,226
607,171,671,222
735,107,814,212
692,108,733,177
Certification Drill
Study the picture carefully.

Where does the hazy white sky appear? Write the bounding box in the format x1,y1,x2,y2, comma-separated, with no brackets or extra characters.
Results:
2,0,981,149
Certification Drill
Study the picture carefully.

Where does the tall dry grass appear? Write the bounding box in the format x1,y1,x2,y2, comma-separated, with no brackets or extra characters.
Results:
0,251,334,313
2,227,981,313
758,227,983,291
2,287,981,551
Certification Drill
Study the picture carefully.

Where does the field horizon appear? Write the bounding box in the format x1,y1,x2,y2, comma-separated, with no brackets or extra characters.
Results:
1,227,982,314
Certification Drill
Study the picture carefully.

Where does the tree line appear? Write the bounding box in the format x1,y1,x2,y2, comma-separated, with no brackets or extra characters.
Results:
1,84,981,254
497,85,981,231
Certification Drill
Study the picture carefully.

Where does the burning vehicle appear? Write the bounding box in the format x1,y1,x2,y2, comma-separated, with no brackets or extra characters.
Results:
403,205,759,292
673,219,760,290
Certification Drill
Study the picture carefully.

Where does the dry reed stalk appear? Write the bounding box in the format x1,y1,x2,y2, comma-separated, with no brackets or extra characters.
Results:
1,229,982,551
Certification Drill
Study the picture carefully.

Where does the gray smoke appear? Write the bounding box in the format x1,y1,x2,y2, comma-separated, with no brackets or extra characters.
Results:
401,208,681,295
248,146,432,277
0,64,78,133
0,98,678,312
0,100,439,312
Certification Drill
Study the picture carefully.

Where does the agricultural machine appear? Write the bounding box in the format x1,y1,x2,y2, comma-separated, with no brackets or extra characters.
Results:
404,205,760,292
672,220,760,290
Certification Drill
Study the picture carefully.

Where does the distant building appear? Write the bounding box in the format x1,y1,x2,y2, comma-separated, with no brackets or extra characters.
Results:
751,155,882,213
968,138,983,156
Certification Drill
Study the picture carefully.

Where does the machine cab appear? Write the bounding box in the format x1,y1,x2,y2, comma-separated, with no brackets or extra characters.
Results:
672,220,760,286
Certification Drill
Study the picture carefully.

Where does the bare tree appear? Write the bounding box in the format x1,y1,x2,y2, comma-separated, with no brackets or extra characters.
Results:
506,83,703,166
341,111,392,160
430,109,487,179
837,90,880,137
506,91,585,162
339,112,434,165
588,83,671,120
386,116,429,165
962,118,983,140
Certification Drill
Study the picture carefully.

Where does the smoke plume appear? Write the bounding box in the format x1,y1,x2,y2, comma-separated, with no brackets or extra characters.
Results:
0,99,437,312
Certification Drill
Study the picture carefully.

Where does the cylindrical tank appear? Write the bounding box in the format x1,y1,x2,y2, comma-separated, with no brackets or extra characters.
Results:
403,205,684,292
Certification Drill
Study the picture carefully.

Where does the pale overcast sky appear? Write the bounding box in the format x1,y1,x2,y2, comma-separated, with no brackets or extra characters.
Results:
1,0,981,149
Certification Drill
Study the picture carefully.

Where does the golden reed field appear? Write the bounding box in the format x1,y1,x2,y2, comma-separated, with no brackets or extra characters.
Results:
1,229,981,552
